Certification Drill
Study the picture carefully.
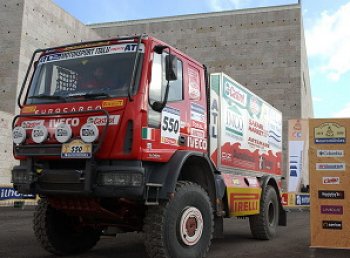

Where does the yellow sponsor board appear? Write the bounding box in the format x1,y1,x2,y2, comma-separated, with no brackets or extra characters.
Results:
227,187,261,216
102,99,124,108
314,122,346,144
22,105,36,113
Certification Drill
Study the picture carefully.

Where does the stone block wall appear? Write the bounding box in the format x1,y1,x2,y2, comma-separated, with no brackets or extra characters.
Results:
0,111,16,185
90,4,313,178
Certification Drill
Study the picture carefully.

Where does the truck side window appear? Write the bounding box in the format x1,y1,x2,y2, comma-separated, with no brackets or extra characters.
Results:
148,52,183,128
168,58,183,102
149,52,183,103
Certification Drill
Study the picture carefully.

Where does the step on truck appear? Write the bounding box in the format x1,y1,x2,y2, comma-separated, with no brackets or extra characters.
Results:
12,35,286,258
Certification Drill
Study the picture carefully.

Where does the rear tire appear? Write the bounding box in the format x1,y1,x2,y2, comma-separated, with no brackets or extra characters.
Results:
144,181,214,258
249,185,279,240
33,198,101,255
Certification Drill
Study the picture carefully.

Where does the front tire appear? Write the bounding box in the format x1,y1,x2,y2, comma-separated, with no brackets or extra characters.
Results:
33,198,101,255
144,181,214,258
249,185,279,240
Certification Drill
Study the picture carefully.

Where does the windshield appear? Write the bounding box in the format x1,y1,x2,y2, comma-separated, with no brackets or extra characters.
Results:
26,43,144,104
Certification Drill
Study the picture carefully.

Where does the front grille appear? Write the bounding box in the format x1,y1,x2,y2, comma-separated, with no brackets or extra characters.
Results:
38,182,84,192
14,144,61,156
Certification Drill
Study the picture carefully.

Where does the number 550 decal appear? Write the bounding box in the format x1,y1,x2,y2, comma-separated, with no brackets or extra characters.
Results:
161,107,180,145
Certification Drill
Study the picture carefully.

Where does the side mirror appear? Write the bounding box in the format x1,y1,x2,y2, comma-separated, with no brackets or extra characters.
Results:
165,55,177,81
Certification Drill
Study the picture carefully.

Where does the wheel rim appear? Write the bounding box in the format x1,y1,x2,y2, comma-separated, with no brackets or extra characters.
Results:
179,206,203,246
268,201,275,225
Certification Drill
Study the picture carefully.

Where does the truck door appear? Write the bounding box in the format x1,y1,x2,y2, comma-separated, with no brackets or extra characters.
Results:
145,48,208,161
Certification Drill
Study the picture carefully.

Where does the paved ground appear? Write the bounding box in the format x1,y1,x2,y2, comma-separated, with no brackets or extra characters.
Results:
0,207,349,258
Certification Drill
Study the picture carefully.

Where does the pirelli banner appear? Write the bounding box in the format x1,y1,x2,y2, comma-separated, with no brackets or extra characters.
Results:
309,118,350,249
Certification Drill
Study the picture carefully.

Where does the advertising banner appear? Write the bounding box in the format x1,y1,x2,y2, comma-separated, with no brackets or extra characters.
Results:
209,73,282,176
287,119,309,192
0,186,36,206
309,118,350,249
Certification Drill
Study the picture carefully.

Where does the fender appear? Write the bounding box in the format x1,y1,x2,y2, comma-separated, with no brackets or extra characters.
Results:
145,150,226,202
259,175,287,226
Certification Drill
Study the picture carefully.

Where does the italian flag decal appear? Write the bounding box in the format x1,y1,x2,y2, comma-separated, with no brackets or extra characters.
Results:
142,127,155,140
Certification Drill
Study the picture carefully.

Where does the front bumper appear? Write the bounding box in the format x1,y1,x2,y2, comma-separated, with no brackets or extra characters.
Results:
12,159,145,199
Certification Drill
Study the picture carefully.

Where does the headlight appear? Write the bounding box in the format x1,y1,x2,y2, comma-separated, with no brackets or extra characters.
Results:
31,125,48,143
55,123,72,143
80,123,99,143
12,127,26,144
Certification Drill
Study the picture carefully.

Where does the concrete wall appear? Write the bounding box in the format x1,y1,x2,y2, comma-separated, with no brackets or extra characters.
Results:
90,4,313,179
0,1,24,114
0,0,101,185
0,111,16,185
17,0,101,107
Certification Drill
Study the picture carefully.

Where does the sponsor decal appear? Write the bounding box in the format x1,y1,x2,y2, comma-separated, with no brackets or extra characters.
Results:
322,220,342,230
0,187,35,201
40,44,145,63
49,118,80,128
142,127,156,141
248,119,267,137
188,67,201,100
190,128,205,138
314,122,346,144
188,136,207,150
230,192,260,215
248,137,269,149
190,103,205,123
225,109,244,137
102,99,124,108
322,177,340,185
161,107,180,145
295,194,310,205
192,120,205,130
223,79,248,107
148,153,161,159
21,120,44,129
87,115,120,126
281,193,289,206
35,105,102,114
232,178,241,186
222,152,233,162
318,190,344,199
210,98,218,139
320,205,343,215
316,163,345,171
248,96,262,117
22,106,36,114
317,150,344,157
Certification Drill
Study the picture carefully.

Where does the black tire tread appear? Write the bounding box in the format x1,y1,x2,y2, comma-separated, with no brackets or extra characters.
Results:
144,181,213,258
249,185,278,240
33,198,100,256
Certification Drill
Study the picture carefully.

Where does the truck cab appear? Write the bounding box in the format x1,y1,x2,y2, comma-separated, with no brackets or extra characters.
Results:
12,35,285,258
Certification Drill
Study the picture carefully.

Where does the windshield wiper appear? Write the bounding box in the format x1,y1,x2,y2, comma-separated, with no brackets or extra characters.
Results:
28,94,66,101
66,92,111,99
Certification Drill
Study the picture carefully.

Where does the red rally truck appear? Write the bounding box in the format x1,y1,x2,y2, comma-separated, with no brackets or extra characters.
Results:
11,35,286,258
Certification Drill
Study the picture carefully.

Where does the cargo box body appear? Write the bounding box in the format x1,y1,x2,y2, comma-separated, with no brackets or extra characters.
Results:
209,73,283,177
